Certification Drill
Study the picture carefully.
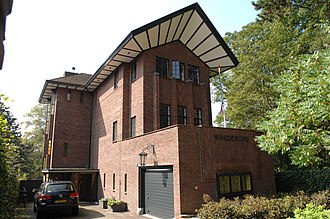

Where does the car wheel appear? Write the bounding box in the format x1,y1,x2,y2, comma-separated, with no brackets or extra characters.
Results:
72,206,79,216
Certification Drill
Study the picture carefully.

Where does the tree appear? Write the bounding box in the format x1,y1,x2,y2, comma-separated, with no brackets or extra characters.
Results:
252,0,330,25
20,104,47,179
0,94,21,218
256,49,330,170
212,20,297,128
212,0,330,129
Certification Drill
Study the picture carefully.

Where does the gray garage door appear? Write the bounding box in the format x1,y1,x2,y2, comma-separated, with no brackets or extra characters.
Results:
144,168,174,219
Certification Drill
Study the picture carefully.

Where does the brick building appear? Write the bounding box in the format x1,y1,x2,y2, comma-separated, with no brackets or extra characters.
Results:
39,3,275,218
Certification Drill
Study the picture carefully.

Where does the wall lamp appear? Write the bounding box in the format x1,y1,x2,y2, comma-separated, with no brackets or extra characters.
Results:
139,144,156,166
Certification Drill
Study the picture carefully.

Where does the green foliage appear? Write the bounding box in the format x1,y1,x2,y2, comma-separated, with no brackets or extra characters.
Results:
213,20,297,128
252,0,330,25
0,94,21,218
196,190,329,219
20,104,47,179
289,203,330,219
107,197,125,206
256,49,330,169
276,170,330,193
213,0,329,131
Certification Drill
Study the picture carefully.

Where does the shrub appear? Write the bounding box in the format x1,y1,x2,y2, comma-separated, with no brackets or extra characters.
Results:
289,203,330,219
196,191,329,219
276,170,330,193
107,197,125,207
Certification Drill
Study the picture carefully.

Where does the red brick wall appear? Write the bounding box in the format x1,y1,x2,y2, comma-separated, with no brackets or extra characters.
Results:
94,126,181,216
91,124,275,218
141,41,212,131
177,125,276,214
51,88,92,168
89,41,275,218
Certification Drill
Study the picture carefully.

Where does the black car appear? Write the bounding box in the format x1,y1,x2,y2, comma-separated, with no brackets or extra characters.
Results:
33,181,79,218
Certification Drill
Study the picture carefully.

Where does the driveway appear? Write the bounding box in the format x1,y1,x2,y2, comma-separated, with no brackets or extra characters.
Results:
15,202,148,219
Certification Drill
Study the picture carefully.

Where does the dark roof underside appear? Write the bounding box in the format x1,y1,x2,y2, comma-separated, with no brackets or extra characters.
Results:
85,3,238,91
39,73,92,103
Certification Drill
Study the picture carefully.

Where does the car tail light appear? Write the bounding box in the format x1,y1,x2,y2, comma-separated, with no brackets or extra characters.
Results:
39,194,52,201
70,192,79,198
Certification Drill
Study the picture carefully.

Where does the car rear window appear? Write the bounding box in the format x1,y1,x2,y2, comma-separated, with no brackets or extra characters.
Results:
46,183,74,193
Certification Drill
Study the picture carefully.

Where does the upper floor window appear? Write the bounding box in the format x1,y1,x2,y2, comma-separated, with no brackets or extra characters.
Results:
217,172,252,197
188,65,199,84
80,91,84,103
156,57,168,77
131,62,137,81
130,116,136,137
172,61,184,80
51,91,56,115
160,104,171,128
113,121,118,142
194,108,202,126
66,91,71,101
177,106,187,125
114,71,119,89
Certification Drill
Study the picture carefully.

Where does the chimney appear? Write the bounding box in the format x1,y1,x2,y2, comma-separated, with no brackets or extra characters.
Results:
64,67,77,77
64,71,77,77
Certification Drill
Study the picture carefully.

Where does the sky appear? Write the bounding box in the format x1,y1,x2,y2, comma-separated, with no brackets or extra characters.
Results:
0,0,258,130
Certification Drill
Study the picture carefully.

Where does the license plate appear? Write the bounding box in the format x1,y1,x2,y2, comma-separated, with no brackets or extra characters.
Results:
55,199,66,203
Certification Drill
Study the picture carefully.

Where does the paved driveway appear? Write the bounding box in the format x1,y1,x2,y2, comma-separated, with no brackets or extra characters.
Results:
15,202,147,219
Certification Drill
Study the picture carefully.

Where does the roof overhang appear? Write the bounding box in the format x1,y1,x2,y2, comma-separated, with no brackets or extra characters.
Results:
42,168,99,174
85,3,238,91
39,80,86,103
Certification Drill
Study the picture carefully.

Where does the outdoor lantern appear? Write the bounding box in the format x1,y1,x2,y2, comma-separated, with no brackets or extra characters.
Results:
139,144,156,166
139,151,147,166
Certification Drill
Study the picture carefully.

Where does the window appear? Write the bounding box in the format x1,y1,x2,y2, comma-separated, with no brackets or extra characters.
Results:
156,57,168,77
188,65,199,84
177,106,187,125
131,62,136,81
131,116,136,137
80,91,84,103
46,183,74,193
103,173,106,189
66,91,71,101
113,121,117,142
194,108,202,126
124,174,127,193
172,61,184,80
51,91,56,115
217,172,252,197
112,173,116,191
160,104,171,128
114,71,119,89
63,143,68,157
48,140,52,155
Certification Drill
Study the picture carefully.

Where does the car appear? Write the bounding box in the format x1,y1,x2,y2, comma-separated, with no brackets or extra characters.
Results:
33,181,79,218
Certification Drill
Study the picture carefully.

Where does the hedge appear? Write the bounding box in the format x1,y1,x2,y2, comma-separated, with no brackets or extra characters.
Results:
196,190,329,219
276,170,330,193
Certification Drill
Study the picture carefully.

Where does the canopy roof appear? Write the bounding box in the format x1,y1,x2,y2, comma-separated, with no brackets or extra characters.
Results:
85,3,238,91
39,73,91,103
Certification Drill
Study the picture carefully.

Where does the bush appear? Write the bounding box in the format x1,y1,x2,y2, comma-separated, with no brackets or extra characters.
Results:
196,190,329,219
107,197,125,207
289,203,330,219
276,170,330,193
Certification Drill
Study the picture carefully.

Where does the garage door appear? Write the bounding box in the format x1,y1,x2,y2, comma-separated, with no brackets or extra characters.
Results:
144,168,174,219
